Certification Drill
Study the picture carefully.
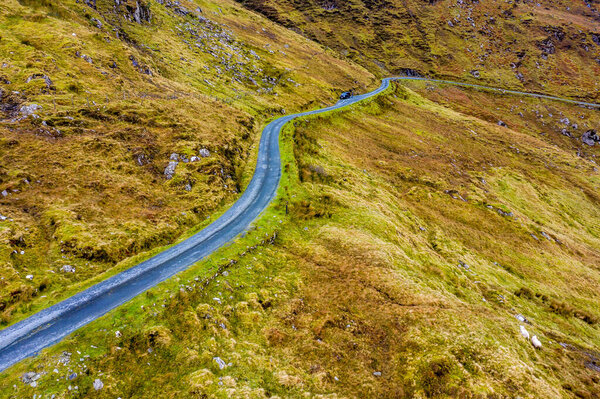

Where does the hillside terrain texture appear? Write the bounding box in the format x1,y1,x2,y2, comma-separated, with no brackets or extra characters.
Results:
1,0,600,398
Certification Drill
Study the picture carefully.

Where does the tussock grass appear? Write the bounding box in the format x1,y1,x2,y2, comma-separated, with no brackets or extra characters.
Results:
2,81,599,398
0,0,373,324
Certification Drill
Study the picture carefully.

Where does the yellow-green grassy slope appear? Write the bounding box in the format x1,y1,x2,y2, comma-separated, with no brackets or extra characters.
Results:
0,0,374,325
2,81,599,398
236,0,600,100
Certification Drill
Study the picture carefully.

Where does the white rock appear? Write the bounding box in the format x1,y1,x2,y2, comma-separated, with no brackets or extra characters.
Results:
164,161,178,180
61,265,76,273
115,330,122,338
93,379,103,390
25,274,33,280
531,335,542,349
199,148,210,157
520,325,530,340
19,103,42,117
213,357,226,369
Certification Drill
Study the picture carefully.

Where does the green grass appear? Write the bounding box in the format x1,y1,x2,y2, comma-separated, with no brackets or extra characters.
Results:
0,0,375,325
1,82,599,398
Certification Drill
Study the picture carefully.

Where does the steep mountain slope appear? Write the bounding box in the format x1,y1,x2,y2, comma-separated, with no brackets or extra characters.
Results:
2,81,599,398
2,0,600,397
0,0,374,326
236,0,600,99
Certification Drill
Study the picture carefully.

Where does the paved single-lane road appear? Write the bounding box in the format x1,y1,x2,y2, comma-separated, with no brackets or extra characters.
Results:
1,77,598,373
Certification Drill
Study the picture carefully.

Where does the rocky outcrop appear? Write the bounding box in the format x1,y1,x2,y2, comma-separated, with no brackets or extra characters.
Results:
164,161,178,179
581,130,599,146
26,74,54,89
115,0,151,24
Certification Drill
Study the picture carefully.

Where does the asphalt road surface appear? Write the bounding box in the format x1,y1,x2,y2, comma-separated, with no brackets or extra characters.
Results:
1,77,598,373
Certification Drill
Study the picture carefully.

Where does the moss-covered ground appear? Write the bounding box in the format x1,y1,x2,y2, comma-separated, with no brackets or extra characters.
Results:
0,0,374,326
1,81,599,398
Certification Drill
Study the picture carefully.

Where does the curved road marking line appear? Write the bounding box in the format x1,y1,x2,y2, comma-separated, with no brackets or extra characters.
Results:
0,77,597,372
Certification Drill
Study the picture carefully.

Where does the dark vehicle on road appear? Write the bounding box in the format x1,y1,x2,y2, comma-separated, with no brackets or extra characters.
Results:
340,91,352,100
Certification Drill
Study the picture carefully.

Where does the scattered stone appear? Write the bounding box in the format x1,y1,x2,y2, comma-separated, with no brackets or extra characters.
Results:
21,372,40,386
58,351,71,365
169,153,179,161
26,74,54,89
1,190,7,197
497,120,507,127
129,55,152,75
19,103,42,118
541,232,553,242
25,274,33,280
213,357,227,369
199,148,210,157
61,265,76,273
582,130,599,146
93,379,103,390
68,373,77,380
470,70,480,78
164,161,178,180
373,371,382,377
91,17,102,29
531,335,542,349
520,325,530,339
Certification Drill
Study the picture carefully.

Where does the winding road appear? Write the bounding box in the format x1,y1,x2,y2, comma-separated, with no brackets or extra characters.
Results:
0,77,599,373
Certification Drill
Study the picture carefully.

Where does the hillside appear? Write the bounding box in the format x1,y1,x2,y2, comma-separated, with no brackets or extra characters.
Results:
1,0,600,398
0,0,373,325
236,0,600,99
1,80,600,397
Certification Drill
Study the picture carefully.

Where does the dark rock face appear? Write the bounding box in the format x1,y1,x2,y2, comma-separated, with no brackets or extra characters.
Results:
0,91,22,117
400,68,422,77
157,0,197,17
115,0,151,24
132,1,151,24
581,130,599,146
538,38,556,55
